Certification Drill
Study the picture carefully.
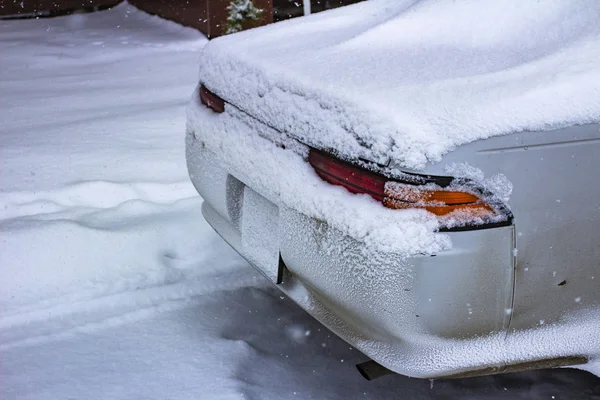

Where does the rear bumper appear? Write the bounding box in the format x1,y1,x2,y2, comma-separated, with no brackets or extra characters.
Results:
187,127,525,378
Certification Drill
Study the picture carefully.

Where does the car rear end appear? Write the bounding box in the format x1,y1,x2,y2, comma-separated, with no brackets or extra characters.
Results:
187,85,530,378
186,0,600,378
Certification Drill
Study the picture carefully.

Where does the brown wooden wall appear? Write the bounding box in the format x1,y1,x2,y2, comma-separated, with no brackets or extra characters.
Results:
1,0,273,39
127,0,209,34
129,0,272,38
0,0,118,15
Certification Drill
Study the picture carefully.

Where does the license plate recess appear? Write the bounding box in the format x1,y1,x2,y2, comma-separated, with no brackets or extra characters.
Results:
240,187,283,284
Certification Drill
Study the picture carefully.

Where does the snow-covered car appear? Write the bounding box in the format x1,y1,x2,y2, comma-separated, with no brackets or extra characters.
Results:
186,0,600,379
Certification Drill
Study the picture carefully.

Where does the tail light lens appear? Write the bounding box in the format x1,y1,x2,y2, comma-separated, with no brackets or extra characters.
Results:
199,85,225,113
308,149,511,231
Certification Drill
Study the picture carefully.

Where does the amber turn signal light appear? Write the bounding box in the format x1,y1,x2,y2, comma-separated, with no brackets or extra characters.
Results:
383,182,494,216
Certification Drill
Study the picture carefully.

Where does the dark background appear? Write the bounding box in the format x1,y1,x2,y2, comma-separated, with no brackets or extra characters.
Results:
0,0,364,37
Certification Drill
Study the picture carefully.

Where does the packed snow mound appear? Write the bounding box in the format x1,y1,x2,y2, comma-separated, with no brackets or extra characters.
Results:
199,0,600,170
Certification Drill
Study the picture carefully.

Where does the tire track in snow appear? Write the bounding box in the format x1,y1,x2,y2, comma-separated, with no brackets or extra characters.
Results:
0,197,198,232
0,268,264,351
1,187,253,335
0,180,198,220
0,238,246,326
0,177,261,351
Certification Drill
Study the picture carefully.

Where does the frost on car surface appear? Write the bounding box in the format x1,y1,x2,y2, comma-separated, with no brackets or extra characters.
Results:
187,0,600,379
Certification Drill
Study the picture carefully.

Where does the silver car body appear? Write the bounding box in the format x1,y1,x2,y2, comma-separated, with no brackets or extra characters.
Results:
186,0,600,379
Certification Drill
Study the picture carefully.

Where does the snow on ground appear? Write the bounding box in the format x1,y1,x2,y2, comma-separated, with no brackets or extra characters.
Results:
1,3,599,399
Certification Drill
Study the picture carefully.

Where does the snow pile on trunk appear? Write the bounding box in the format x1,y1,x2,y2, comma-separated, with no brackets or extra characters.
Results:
199,0,600,170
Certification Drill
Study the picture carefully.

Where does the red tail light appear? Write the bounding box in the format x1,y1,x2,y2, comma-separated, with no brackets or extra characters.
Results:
308,149,511,230
199,85,225,113
309,150,387,201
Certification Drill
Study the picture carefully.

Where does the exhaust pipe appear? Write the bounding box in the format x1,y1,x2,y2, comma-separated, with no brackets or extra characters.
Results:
356,360,395,381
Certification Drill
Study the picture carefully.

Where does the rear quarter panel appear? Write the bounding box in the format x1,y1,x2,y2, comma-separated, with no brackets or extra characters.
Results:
407,123,600,331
